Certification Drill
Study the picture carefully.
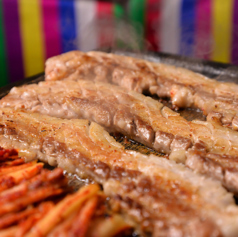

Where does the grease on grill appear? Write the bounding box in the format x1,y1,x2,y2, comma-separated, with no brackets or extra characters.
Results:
113,133,166,157
110,94,205,158
150,94,206,122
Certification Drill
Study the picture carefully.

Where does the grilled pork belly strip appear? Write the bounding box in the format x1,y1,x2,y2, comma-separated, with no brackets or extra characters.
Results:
1,109,238,236
186,149,238,194
2,79,238,156
0,80,192,158
2,80,238,192
45,50,238,130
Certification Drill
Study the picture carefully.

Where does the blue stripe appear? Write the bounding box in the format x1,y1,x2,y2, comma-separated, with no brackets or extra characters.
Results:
180,0,196,56
59,0,77,52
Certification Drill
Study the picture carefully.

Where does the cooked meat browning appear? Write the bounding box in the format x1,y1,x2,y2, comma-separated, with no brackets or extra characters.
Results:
0,109,238,236
45,51,157,94
3,80,238,193
186,148,238,194
45,50,238,130
1,80,238,160
0,80,191,159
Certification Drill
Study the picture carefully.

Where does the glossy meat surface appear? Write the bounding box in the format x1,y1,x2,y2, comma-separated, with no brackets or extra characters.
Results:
1,108,238,236
0,80,192,157
2,80,238,192
45,50,238,130
2,80,238,157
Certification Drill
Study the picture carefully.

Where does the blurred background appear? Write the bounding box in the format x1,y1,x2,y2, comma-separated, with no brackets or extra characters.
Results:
0,0,237,86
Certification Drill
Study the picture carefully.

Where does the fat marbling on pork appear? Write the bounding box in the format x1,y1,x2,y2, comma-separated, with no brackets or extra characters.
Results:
45,50,238,130
0,108,238,237
1,80,238,193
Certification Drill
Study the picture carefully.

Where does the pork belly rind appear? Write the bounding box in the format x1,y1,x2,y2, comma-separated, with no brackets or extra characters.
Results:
45,50,238,130
0,109,238,236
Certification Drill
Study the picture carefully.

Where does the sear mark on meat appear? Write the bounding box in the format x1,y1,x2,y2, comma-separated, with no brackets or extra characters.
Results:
3,81,238,192
1,108,238,236
45,50,238,130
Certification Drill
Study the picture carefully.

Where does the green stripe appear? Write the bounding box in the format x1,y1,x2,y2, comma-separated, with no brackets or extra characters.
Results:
128,0,146,50
114,4,124,19
114,4,126,48
0,2,8,87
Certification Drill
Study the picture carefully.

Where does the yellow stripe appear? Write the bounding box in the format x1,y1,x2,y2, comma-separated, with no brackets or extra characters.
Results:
212,0,233,63
19,0,45,77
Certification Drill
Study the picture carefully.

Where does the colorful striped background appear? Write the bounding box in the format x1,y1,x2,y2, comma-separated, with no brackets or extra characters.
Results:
0,0,238,86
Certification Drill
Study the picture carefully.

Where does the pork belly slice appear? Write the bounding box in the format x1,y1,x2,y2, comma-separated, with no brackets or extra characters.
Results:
45,50,238,130
0,79,190,160
3,80,238,193
2,79,238,160
186,148,238,194
45,50,157,94
1,109,238,236
88,51,238,129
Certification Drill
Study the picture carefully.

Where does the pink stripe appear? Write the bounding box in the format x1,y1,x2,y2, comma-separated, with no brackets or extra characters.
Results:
195,0,212,59
42,0,61,59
